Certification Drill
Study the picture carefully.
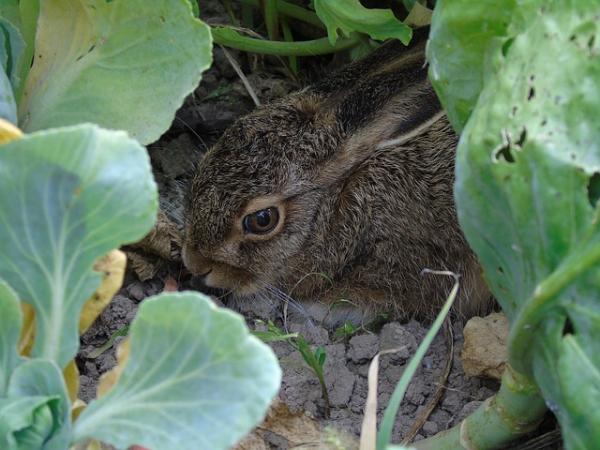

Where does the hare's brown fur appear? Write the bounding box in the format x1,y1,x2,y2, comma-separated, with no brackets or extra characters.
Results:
183,38,490,324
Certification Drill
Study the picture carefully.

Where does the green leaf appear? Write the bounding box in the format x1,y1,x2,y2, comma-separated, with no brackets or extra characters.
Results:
7,359,71,450
18,0,212,144
253,330,298,343
404,2,432,28
72,292,281,450
451,1,600,447
0,61,16,123
0,124,157,368
15,0,38,99
187,0,199,17
0,15,24,123
534,321,600,450
0,17,25,90
314,0,412,45
0,280,22,396
0,396,57,450
87,325,129,359
17,0,38,50
0,0,20,26
402,0,416,11
0,0,33,101
315,347,326,368
427,0,521,131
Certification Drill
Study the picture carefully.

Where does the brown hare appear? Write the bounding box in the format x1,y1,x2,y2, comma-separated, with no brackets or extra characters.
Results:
182,36,490,325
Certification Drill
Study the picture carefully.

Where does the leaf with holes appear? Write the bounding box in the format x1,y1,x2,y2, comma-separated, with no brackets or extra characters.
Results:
0,124,157,369
314,0,412,46
448,1,600,446
72,292,281,450
427,0,539,132
17,0,212,144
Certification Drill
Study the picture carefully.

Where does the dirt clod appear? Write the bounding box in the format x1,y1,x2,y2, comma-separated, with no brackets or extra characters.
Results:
461,312,509,380
348,334,379,363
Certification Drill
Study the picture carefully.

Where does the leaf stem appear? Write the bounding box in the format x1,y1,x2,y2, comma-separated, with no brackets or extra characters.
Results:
412,366,546,450
509,236,600,373
281,17,298,75
263,0,280,41
211,26,360,56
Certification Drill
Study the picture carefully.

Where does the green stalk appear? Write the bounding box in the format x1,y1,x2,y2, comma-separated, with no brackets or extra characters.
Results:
509,235,600,374
239,0,325,29
263,0,280,40
281,17,298,75
412,366,546,450
211,26,360,56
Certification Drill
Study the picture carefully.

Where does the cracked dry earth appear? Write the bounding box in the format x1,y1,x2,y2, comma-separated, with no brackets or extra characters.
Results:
78,273,499,447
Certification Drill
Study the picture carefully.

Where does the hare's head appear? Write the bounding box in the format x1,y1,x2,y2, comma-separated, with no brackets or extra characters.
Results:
183,38,438,296
182,93,343,295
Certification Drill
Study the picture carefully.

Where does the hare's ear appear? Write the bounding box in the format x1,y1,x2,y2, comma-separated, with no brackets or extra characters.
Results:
312,33,447,186
310,28,430,98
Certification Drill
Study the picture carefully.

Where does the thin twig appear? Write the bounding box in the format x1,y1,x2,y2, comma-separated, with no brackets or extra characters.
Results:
219,44,261,106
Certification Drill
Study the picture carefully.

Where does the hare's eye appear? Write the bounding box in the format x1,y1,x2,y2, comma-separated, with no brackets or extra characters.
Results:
243,207,280,235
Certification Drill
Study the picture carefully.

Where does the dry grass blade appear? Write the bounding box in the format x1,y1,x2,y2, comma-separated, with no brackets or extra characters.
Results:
360,352,380,450
360,348,407,450
219,44,261,106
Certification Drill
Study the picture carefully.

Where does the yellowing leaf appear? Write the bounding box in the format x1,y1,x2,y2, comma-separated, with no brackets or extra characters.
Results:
0,117,22,144
96,337,130,398
82,439,103,450
19,0,212,145
63,359,80,403
18,303,35,356
17,249,126,360
0,124,157,368
72,398,87,421
79,249,126,334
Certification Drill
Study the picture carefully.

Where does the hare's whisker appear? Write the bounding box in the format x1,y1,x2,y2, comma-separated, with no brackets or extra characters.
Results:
253,290,275,308
259,283,314,327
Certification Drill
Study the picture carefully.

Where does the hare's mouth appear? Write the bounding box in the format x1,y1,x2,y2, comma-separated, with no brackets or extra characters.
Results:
203,264,259,296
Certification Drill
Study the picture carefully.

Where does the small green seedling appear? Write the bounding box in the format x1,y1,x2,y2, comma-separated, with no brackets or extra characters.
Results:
333,321,359,342
252,321,298,343
87,325,130,359
255,320,331,417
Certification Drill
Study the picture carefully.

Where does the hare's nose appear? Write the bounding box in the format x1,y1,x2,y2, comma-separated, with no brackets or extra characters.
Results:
182,244,213,276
